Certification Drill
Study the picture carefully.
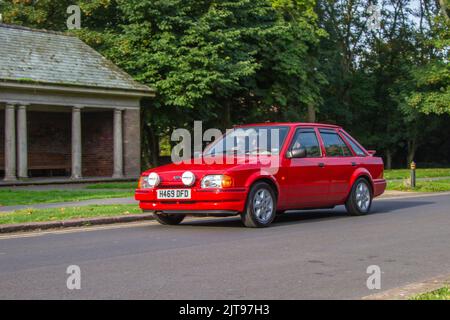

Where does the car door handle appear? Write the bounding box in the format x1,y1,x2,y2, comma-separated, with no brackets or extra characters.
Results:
318,162,325,168
351,162,357,166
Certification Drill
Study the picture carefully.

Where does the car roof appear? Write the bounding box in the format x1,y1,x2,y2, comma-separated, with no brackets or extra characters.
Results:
235,122,341,129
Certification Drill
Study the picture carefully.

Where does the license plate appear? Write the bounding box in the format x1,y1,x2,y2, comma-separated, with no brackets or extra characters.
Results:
157,189,191,200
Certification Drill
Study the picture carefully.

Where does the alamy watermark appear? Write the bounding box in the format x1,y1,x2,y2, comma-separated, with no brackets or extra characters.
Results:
66,5,81,30
367,3,381,32
0,2,81,30
366,265,381,290
66,265,81,290
170,121,283,174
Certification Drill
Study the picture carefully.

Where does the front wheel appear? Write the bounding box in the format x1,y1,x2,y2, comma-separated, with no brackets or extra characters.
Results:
345,178,373,216
241,182,277,228
153,212,185,225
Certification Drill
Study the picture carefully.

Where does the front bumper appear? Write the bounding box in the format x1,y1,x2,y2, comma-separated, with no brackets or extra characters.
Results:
135,187,248,214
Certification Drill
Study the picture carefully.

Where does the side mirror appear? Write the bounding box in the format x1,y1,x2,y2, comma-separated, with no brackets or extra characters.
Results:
368,150,376,156
287,147,307,159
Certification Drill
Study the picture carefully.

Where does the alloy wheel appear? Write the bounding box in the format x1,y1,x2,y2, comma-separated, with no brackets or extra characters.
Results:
355,181,370,212
253,189,274,223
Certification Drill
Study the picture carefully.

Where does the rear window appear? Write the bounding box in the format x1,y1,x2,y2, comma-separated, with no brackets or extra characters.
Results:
319,129,352,157
341,131,366,156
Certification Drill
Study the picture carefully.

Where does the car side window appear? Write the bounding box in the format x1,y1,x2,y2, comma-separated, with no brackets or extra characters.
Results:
290,129,322,157
319,130,352,157
341,131,366,156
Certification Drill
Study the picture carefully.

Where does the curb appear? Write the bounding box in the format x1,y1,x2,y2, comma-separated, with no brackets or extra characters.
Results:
0,213,155,233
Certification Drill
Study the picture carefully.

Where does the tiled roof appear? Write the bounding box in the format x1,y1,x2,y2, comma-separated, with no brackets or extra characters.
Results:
0,24,153,94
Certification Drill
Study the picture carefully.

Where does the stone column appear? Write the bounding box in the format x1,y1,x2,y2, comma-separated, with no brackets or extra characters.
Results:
4,103,16,181
71,106,82,179
17,104,28,178
123,109,141,177
113,108,124,178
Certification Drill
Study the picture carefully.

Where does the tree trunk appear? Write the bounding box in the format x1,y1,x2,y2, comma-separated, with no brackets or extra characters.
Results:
150,127,159,167
385,149,392,170
406,139,417,167
307,104,316,123
222,103,232,130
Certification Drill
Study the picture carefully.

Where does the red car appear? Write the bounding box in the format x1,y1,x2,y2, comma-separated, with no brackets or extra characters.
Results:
135,123,386,228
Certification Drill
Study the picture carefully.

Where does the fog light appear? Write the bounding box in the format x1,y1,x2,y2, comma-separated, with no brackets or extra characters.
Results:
182,171,196,186
146,172,160,188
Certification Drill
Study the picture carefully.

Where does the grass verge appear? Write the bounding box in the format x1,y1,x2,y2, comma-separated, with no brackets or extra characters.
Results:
411,287,450,300
0,205,142,225
0,190,133,206
386,179,450,192
384,168,450,180
85,182,137,189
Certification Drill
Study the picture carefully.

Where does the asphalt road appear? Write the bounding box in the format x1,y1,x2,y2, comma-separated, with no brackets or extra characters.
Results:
0,193,449,299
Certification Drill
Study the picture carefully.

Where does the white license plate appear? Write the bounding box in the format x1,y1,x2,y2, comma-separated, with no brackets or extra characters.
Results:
157,189,191,200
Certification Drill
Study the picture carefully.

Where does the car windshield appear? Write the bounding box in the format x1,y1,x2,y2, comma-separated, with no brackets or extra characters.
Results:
204,126,289,156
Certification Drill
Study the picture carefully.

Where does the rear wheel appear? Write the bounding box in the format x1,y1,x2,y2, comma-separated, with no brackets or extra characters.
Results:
345,178,372,216
153,212,185,225
241,182,277,228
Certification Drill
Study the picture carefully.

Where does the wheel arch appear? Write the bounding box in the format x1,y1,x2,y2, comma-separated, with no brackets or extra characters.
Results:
349,169,374,195
245,173,280,199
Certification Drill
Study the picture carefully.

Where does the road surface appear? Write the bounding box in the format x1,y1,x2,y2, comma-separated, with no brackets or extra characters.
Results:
0,193,449,299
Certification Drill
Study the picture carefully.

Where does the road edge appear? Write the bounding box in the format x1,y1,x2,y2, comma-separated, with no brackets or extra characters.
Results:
0,213,155,233
362,273,450,300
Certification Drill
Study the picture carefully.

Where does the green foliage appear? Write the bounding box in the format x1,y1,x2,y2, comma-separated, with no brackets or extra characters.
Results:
411,287,450,300
393,13,450,116
401,61,450,115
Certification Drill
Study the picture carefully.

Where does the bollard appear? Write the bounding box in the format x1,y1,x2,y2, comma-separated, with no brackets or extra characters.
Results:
410,161,416,188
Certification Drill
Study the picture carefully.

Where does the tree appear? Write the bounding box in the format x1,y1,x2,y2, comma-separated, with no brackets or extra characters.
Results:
397,2,450,116
91,0,323,163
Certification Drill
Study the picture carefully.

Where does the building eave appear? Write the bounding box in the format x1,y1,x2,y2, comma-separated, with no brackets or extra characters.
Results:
0,79,155,98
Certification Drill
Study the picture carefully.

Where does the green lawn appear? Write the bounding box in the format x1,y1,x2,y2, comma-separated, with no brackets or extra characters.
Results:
85,182,137,189
384,168,450,180
0,205,142,225
0,190,133,206
386,179,450,192
411,287,450,300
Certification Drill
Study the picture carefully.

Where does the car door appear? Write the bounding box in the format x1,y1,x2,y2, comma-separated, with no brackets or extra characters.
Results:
318,128,355,203
284,128,331,208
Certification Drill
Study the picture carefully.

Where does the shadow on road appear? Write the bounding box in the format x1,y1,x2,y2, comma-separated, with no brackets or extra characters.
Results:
371,199,433,214
181,198,434,228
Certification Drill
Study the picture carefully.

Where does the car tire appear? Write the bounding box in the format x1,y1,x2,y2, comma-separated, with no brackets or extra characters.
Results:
241,182,277,228
345,178,373,216
153,212,186,225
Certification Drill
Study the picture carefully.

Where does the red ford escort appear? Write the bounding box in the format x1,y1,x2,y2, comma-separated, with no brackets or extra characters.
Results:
135,123,386,227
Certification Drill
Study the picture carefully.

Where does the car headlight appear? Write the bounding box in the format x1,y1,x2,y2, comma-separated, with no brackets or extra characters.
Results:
139,172,159,189
201,175,233,188
182,171,196,186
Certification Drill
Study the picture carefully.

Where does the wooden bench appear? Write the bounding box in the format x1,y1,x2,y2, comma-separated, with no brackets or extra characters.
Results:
28,153,71,176
0,153,71,177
